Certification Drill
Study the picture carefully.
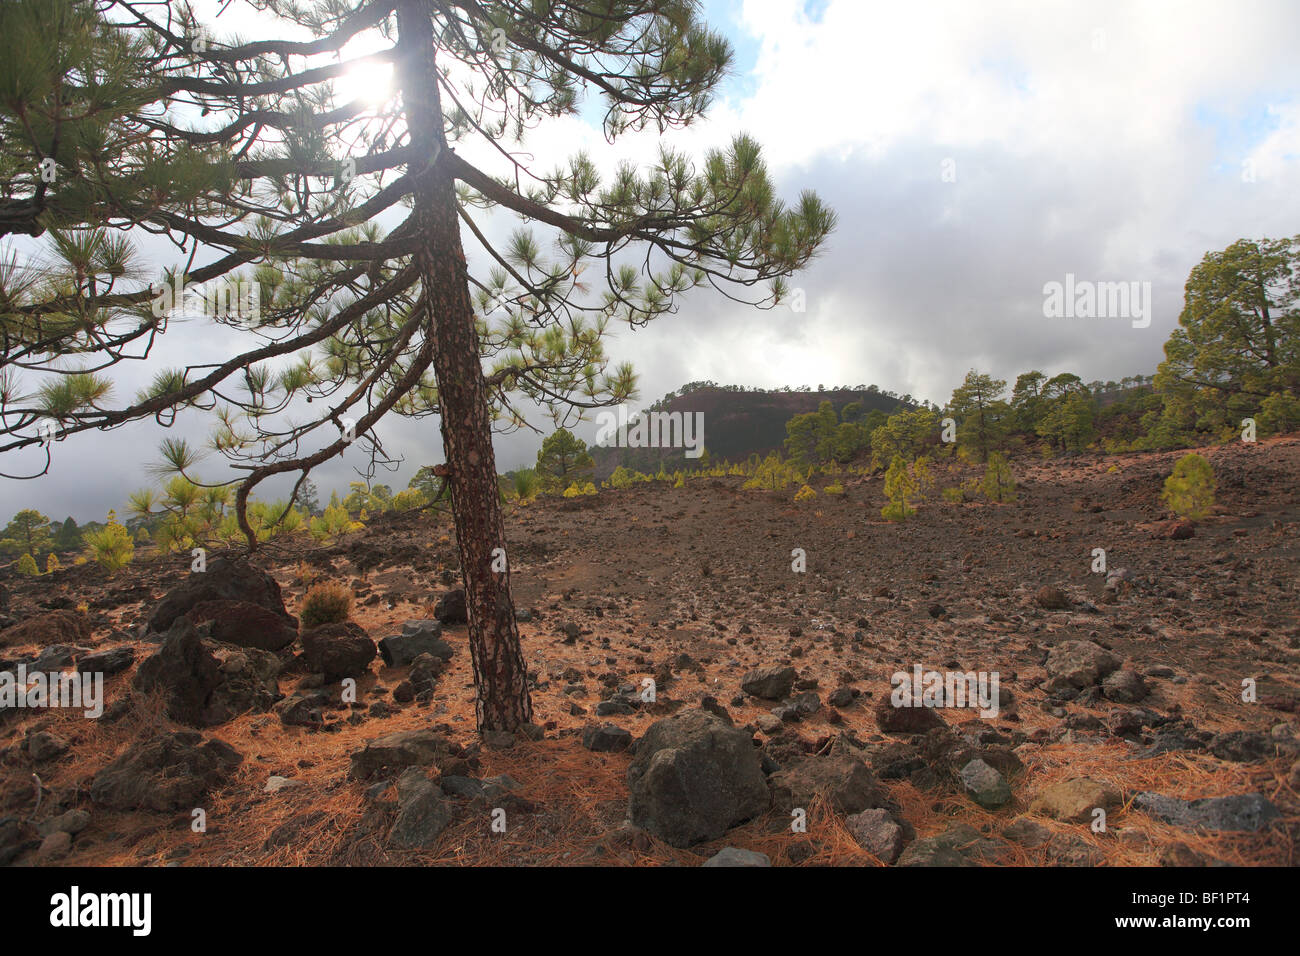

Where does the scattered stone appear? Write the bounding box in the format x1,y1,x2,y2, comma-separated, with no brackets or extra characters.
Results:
1102,669,1147,703
36,809,91,838
898,823,1004,867
702,847,770,867
25,730,71,762
350,729,452,779
433,588,468,625
1029,777,1121,823
583,724,632,753
378,621,453,667
388,769,453,848
1002,816,1051,848
1045,641,1121,690
768,752,883,815
845,808,905,863
741,665,796,700
1208,730,1279,763
958,758,1012,809
1035,586,1071,610
627,710,769,848
76,646,136,675
36,830,72,861
300,621,377,682
1133,792,1280,832
873,695,946,734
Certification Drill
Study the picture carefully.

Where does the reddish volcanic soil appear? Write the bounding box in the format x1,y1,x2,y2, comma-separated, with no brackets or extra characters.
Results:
1,437,1297,866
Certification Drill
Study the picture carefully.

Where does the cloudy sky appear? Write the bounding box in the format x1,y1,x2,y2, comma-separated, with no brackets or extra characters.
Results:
4,0,1298,523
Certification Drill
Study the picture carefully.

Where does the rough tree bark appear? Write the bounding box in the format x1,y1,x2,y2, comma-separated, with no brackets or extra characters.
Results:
395,0,533,732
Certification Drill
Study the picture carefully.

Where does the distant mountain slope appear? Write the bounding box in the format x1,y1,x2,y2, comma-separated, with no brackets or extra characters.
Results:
589,385,911,478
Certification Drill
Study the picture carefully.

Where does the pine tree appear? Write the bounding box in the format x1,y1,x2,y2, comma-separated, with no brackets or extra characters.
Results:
0,0,833,733
981,452,1017,503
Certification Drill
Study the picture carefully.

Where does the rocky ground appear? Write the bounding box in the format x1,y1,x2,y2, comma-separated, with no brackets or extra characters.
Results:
1,437,1297,867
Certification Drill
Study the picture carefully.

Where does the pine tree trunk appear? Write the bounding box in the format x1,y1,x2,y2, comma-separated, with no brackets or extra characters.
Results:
396,0,533,732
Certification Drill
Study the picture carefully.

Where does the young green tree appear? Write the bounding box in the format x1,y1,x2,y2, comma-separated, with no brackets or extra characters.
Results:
881,454,918,520
980,451,1017,503
1162,453,1215,520
1036,391,1095,453
870,408,938,469
948,370,1009,462
53,516,81,551
0,0,832,732
535,428,595,492
0,508,52,558
1010,370,1048,432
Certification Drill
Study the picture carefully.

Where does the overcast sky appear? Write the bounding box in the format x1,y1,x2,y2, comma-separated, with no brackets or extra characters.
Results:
4,0,1298,523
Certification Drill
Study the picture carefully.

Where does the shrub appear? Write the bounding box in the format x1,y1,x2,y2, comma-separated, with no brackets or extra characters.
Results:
299,581,353,629
582,482,597,496
17,552,39,575
562,482,582,498
881,455,917,521
310,502,361,543
511,468,540,501
743,453,799,491
981,452,1017,503
794,483,817,502
1161,453,1215,519
941,486,964,503
824,481,845,495
45,553,60,573
609,466,634,489
83,510,134,572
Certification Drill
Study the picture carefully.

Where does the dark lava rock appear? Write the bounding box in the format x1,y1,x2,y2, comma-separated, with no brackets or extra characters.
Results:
148,557,293,634
90,731,243,811
626,710,769,848
132,620,280,726
300,621,377,682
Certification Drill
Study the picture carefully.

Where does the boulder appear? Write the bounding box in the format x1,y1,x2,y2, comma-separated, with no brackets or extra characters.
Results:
132,620,280,726
185,599,298,652
378,620,453,667
1045,641,1121,690
582,724,632,753
388,769,453,848
1029,777,1121,823
741,666,796,700
350,729,452,779
845,808,905,863
768,752,883,815
627,710,769,848
958,758,1012,809
76,646,136,675
90,731,243,811
433,588,467,625
148,557,292,633
1133,792,1280,832
300,621,377,682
